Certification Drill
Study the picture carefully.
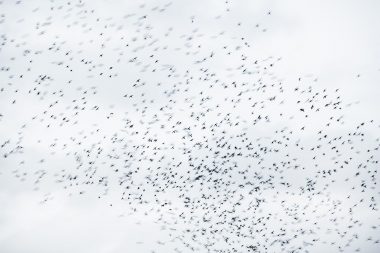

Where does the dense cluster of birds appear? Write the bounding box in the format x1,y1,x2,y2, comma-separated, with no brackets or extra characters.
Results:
0,0,379,252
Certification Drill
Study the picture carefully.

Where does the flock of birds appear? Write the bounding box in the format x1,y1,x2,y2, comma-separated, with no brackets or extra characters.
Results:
0,0,379,252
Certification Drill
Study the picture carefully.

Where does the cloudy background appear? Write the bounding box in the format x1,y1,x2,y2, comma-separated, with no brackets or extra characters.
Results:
0,0,380,252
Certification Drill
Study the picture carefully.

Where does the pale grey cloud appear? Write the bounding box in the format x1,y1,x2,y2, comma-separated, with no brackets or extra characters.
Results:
0,0,380,252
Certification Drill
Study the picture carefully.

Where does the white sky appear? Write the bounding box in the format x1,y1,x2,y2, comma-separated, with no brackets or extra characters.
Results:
0,0,380,252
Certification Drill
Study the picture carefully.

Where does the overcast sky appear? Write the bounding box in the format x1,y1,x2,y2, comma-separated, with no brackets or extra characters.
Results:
0,0,380,252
